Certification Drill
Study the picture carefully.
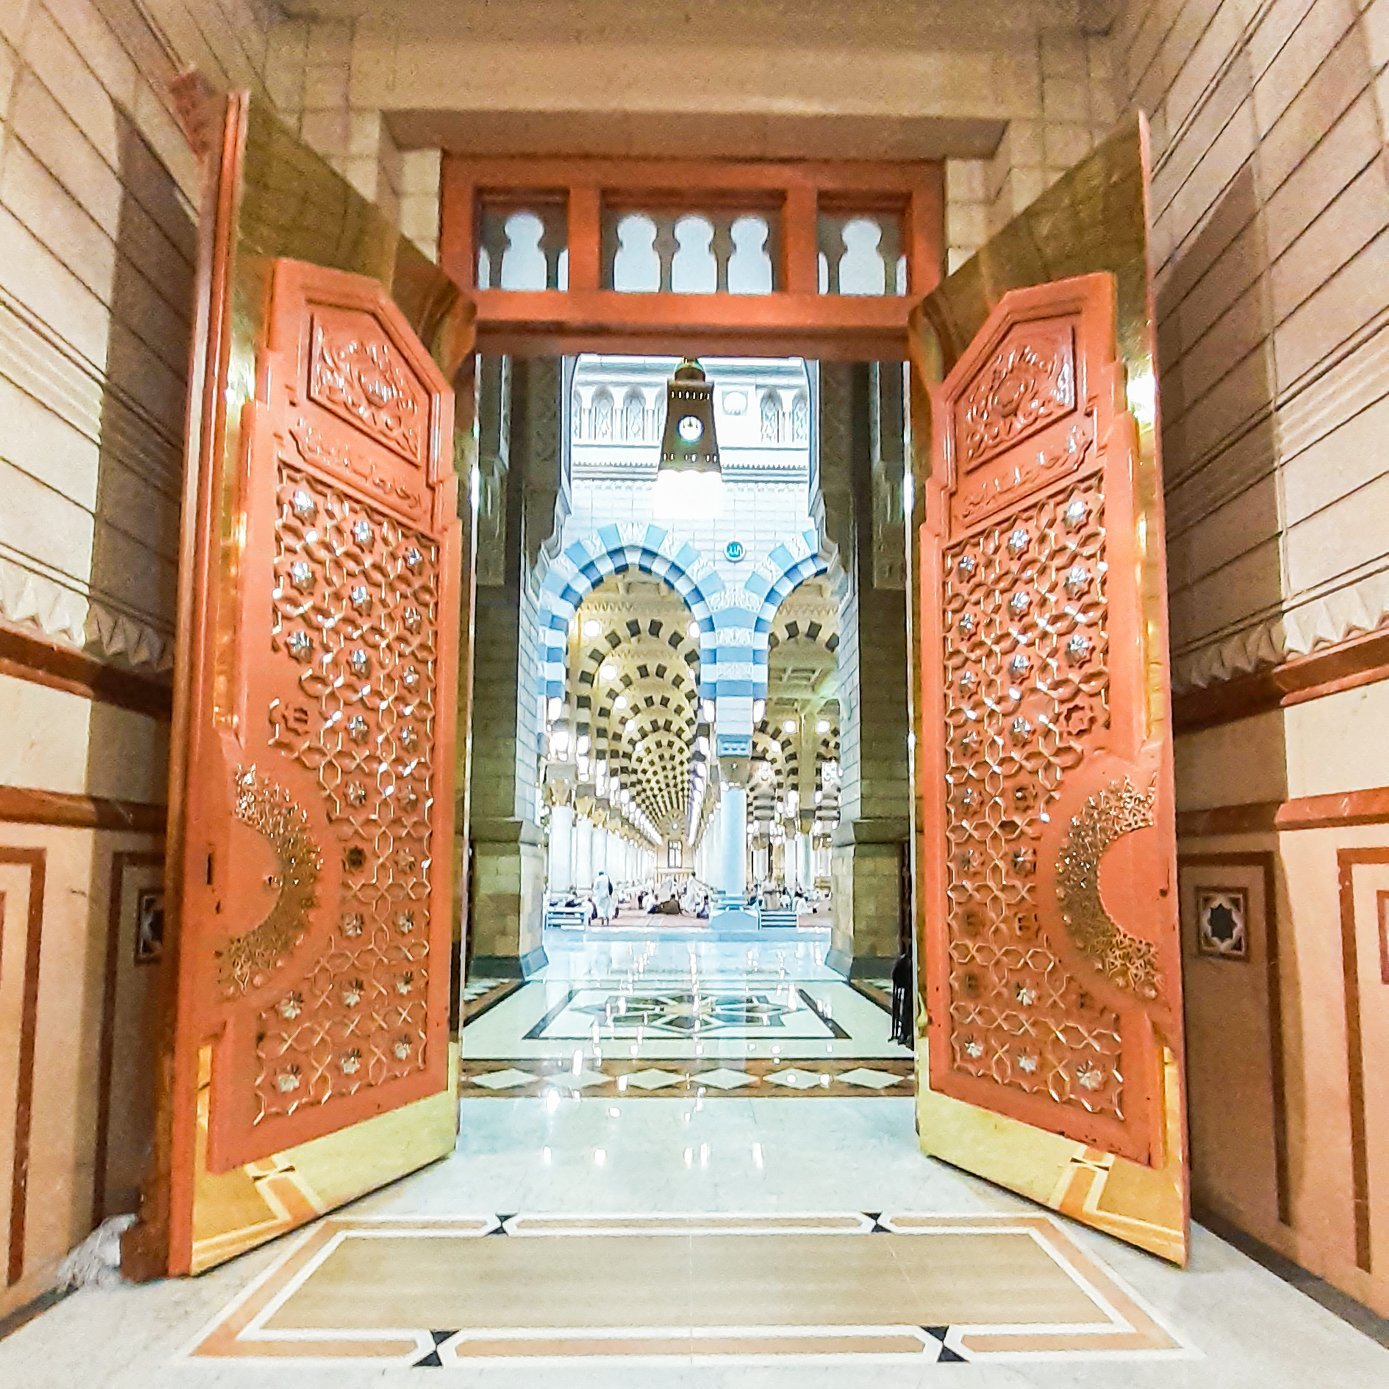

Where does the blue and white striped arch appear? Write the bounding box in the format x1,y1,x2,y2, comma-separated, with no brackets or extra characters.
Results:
739,527,832,700
536,525,721,700
537,524,832,714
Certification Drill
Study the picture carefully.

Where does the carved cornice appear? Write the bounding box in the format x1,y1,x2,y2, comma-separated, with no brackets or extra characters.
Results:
1172,571,1389,697
0,555,174,673
1173,625,1389,733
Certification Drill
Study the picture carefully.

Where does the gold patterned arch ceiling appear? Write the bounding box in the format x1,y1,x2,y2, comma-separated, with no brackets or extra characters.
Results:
760,578,841,811
568,573,702,834
765,577,839,709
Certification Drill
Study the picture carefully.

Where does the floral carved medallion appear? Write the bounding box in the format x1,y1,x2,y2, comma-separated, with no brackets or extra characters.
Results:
308,310,427,465
956,324,1077,471
216,765,322,997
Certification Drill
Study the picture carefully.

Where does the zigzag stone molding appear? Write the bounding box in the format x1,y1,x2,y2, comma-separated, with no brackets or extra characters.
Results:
0,554,173,673
1172,569,1389,693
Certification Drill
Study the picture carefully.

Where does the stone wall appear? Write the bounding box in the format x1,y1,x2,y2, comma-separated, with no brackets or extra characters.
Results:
0,0,284,1318
1110,0,1389,1317
821,364,912,972
262,15,440,259
466,356,561,973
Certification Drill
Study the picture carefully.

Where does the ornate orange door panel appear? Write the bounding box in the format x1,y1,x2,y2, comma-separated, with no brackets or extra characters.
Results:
202,259,459,1169
126,91,474,1279
919,271,1178,1170
910,120,1187,1265
909,121,1189,1262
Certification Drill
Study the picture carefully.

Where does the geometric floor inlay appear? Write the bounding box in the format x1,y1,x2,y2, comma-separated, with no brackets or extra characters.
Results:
188,1212,1191,1364
458,1055,913,1099
523,985,850,1042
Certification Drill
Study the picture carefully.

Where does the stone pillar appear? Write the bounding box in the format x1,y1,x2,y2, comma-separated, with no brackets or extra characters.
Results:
720,788,746,904
574,817,594,892
466,356,567,977
548,800,574,893
592,804,609,877
784,821,800,894
820,361,911,976
797,828,813,894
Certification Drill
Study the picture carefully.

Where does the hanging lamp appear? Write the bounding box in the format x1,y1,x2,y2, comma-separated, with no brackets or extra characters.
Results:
658,358,722,475
655,358,724,514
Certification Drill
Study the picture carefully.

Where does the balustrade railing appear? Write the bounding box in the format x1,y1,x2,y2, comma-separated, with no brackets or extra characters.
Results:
817,211,906,295
476,203,568,290
602,210,777,294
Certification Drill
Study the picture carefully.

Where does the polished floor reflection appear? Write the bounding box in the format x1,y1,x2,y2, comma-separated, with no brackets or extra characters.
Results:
459,929,912,1098
4,1096,1388,1384
2,934,1386,1384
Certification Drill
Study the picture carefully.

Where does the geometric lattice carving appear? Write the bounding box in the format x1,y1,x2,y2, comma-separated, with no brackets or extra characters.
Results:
941,475,1127,1119
259,460,441,1122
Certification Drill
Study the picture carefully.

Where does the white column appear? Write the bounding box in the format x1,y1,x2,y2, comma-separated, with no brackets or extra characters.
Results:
785,830,799,894
720,784,747,906
593,824,608,877
797,832,813,892
548,803,574,894
575,816,594,891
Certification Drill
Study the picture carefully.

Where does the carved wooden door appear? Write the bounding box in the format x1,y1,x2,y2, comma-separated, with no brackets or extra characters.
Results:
911,122,1188,1264
125,91,474,1278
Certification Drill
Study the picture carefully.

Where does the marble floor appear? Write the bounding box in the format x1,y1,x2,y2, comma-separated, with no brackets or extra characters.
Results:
458,930,912,1098
2,936,1387,1385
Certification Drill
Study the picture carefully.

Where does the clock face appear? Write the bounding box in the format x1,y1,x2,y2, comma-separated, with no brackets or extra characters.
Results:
676,414,703,443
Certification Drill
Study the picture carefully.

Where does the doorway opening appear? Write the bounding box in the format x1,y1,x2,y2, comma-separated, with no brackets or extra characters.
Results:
458,350,914,1102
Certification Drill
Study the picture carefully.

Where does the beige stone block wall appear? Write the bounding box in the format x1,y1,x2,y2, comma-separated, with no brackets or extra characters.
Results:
264,15,439,259
1116,0,1389,1312
985,26,1120,233
1108,0,1389,692
312,5,1126,284
0,0,307,674
0,0,282,1317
